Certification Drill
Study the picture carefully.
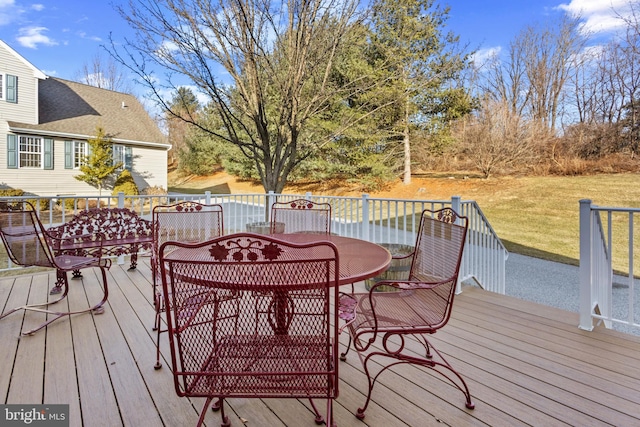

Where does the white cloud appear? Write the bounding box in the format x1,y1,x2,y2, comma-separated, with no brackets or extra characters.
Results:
0,0,18,26
472,46,501,66
556,0,632,34
16,26,57,48
31,3,44,12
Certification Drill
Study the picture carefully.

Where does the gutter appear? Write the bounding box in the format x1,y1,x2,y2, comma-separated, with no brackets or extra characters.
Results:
7,126,172,150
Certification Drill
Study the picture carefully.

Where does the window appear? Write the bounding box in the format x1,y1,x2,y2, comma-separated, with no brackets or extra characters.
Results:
113,144,124,170
7,135,53,169
19,136,42,168
74,141,86,168
112,144,132,171
64,140,86,169
0,73,3,100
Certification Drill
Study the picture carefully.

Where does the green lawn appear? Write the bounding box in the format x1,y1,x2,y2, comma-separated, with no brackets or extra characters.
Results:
168,172,640,271
466,174,640,272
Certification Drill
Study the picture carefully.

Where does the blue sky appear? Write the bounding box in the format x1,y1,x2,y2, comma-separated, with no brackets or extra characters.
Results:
0,0,635,85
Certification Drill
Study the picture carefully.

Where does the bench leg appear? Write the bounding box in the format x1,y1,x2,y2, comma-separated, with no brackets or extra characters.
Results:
51,270,67,295
129,252,138,270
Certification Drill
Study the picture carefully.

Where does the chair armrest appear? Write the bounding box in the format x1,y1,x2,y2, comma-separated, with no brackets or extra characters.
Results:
391,251,414,261
369,279,448,292
337,292,357,333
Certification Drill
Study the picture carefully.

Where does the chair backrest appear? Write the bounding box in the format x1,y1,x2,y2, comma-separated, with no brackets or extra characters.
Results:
0,202,56,269
152,201,224,256
270,199,332,234
409,208,468,328
159,233,339,399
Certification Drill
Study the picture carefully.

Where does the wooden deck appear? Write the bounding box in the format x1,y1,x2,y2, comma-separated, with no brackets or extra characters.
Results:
1,257,640,427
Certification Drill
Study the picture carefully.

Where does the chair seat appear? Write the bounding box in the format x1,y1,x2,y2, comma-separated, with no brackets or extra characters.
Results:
342,283,454,333
54,254,102,270
183,334,334,397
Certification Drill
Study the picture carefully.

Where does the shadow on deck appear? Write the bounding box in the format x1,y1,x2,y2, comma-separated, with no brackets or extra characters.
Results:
1,258,639,426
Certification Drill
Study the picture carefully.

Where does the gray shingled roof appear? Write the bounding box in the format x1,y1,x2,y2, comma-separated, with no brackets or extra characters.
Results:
9,77,168,147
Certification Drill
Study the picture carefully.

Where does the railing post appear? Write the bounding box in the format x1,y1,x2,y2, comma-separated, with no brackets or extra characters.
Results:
451,196,463,294
451,196,461,215
362,194,370,241
579,199,594,331
266,191,276,222
205,191,211,204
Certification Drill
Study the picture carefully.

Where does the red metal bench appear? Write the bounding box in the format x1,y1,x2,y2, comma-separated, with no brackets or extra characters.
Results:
48,207,152,292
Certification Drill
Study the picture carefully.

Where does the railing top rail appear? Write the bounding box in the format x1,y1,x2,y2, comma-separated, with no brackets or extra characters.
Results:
462,200,509,254
590,205,640,214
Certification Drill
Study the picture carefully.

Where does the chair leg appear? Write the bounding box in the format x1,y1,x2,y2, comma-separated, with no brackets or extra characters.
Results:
196,397,228,427
308,398,324,425
0,279,70,322
326,398,336,427
340,335,352,361
154,322,163,370
355,339,475,419
420,338,475,410
18,265,109,336
355,351,378,420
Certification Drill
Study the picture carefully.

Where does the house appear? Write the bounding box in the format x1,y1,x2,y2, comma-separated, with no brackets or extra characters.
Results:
0,40,170,197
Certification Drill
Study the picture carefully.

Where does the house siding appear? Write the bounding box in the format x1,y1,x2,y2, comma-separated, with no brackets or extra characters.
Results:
0,46,39,124
0,41,170,197
1,138,168,197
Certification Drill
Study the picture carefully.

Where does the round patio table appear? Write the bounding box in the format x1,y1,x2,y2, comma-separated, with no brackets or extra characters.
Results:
269,233,392,286
161,233,392,334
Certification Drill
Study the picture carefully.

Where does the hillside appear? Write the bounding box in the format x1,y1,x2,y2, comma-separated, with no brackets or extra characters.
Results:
168,170,640,266
168,169,494,201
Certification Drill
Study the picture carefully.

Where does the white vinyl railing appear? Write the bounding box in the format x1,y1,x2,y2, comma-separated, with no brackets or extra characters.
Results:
579,199,640,332
0,192,509,293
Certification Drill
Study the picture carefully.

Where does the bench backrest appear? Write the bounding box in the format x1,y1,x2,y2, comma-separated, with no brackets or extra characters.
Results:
48,208,152,242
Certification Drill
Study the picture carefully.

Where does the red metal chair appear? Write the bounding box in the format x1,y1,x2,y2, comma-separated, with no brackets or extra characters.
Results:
270,198,332,234
159,233,340,427
0,201,111,335
151,201,224,369
267,198,334,321
338,207,474,418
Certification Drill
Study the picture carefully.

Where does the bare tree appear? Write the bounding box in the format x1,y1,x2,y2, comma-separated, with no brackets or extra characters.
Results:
483,15,587,132
75,51,133,93
455,97,538,178
568,1,640,155
110,0,368,193
483,37,530,118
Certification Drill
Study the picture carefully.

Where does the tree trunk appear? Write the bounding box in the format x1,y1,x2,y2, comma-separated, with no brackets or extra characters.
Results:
403,98,411,185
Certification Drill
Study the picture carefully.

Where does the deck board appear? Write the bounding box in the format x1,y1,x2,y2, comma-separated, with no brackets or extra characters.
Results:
1,259,640,426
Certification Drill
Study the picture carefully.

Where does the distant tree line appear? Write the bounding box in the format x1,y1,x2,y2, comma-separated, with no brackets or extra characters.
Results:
453,2,640,178
106,0,640,190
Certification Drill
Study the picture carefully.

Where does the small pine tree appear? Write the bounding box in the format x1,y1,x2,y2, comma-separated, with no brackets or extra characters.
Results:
112,170,139,196
75,126,122,196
